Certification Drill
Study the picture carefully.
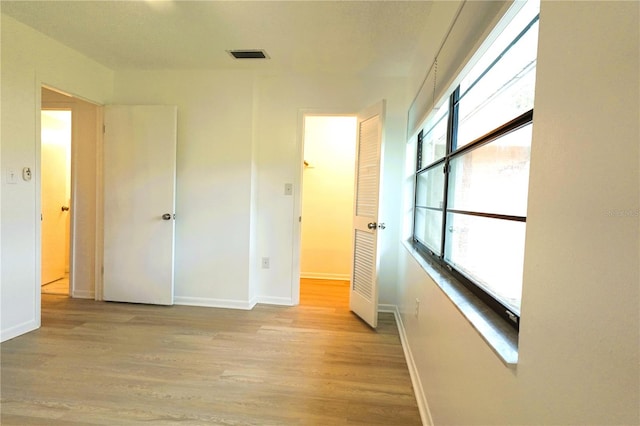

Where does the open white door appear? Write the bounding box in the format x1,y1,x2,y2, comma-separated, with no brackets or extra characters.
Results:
350,101,385,328
103,105,177,305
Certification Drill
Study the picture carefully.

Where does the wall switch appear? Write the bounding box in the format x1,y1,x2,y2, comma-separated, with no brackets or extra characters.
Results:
7,169,17,184
261,257,270,269
284,183,293,196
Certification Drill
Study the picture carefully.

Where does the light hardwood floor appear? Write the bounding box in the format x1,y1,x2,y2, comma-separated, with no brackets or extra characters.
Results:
1,279,421,425
41,274,69,296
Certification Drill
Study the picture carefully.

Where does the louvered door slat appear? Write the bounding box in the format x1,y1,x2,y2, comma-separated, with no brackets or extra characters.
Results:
353,230,374,300
355,117,379,218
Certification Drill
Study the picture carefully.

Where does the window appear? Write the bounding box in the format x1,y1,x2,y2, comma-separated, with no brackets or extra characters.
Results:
412,1,539,330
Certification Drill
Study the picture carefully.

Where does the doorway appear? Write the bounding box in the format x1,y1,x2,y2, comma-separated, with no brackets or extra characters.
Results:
41,110,71,296
39,86,102,302
299,115,357,308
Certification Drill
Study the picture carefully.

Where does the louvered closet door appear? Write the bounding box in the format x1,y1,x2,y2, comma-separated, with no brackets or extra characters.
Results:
350,101,385,328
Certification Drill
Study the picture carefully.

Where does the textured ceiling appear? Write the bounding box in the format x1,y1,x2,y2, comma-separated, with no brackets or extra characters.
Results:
2,0,434,76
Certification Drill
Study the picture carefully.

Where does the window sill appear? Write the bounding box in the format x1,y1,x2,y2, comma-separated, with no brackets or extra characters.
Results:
402,240,518,367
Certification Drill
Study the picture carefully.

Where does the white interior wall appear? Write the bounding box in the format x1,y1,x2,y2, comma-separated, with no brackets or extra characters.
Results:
517,1,639,422
254,73,408,306
300,116,356,280
397,1,640,424
248,84,261,304
111,70,255,308
0,15,113,342
112,71,408,308
1,12,410,328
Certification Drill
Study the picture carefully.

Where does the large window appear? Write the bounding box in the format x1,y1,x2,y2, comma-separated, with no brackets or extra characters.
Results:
413,1,539,330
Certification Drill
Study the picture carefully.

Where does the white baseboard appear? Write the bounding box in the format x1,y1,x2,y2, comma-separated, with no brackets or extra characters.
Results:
300,272,350,281
71,290,95,299
382,304,433,426
1,319,38,343
175,295,295,310
174,296,256,310
378,303,396,312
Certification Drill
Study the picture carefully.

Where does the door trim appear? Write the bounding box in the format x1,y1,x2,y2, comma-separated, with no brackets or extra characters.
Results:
293,108,358,305
38,82,103,306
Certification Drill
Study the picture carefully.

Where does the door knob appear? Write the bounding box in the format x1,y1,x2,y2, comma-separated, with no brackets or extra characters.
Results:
367,222,377,230
162,213,172,220
61,206,70,212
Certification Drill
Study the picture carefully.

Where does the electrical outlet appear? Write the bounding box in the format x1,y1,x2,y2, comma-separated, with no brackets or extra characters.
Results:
261,257,270,269
415,298,420,318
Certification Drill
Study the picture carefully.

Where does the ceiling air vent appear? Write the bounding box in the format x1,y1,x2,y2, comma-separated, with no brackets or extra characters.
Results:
227,49,269,59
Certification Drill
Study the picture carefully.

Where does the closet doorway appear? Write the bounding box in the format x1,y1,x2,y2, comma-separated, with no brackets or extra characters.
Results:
299,115,357,308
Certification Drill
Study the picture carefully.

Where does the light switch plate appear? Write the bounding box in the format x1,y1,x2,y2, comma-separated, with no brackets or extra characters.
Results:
7,169,17,184
284,183,293,196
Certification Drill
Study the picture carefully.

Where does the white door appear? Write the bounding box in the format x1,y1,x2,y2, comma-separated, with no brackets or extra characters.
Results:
41,110,71,285
350,101,385,328
103,105,177,305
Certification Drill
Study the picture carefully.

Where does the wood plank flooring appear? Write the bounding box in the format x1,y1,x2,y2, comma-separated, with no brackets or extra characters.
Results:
41,274,69,295
1,279,421,425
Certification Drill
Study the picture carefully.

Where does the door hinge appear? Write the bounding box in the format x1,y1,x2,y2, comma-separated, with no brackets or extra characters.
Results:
103,124,106,134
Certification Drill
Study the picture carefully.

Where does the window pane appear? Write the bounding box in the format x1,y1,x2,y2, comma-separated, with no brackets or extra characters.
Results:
447,124,532,217
456,20,538,148
444,213,525,314
414,208,443,254
460,1,540,94
416,166,444,208
420,101,449,167
414,167,444,254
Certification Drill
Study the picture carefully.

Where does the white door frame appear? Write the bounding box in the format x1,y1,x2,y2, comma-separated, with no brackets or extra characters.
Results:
37,83,104,315
292,108,357,305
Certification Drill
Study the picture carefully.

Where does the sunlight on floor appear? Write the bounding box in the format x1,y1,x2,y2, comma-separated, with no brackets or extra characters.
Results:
41,274,69,295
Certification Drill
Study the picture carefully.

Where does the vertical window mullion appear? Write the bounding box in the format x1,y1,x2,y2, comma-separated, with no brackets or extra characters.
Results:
449,87,460,153
440,90,459,258
416,130,424,171
413,131,423,243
